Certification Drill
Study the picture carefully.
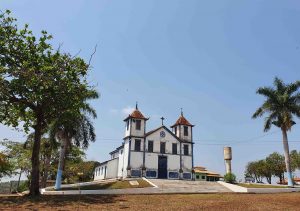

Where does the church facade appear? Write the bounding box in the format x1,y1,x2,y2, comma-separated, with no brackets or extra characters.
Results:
94,105,195,180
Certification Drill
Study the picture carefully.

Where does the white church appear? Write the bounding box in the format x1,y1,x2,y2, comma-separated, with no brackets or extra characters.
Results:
94,104,195,180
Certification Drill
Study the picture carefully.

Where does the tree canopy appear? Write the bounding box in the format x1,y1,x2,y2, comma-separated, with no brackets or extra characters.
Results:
252,77,300,187
0,10,98,195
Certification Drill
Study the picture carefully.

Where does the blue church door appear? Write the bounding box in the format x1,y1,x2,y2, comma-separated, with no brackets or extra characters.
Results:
158,156,168,179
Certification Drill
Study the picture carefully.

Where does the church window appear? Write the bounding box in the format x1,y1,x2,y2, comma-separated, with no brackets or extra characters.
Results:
160,142,166,154
172,143,177,154
126,120,129,130
184,126,188,136
184,144,189,155
174,127,177,135
136,120,141,130
148,141,153,152
135,139,141,151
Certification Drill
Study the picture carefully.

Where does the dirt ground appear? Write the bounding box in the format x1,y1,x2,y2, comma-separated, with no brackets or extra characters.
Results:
1,193,300,211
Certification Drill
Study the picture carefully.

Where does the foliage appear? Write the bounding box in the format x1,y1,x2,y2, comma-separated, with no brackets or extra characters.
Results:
65,160,100,183
244,151,300,184
252,77,300,132
0,10,98,195
224,173,236,184
290,150,300,171
252,77,300,187
266,152,286,183
0,152,13,178
17,180,29,192
0,140,31,177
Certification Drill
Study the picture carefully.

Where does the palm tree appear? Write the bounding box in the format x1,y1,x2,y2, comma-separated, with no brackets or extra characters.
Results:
252,77,300,187
50,91,98,190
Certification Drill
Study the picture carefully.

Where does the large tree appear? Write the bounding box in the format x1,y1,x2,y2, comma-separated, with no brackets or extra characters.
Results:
266,152,286,184
0,11,97,195
252,77,300,187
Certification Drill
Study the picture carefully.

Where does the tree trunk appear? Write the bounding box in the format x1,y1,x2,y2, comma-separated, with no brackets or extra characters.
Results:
29,119,42,196
41,155,51,188
17,169,22,191
54,136,67,190
282,129,294,187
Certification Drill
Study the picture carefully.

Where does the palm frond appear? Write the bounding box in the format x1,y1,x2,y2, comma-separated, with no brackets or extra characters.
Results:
252,107,264,119
273,77,285,94
286,80,300,95
256,87,277,101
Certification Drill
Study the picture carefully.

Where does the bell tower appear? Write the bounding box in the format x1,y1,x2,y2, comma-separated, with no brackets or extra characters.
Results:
171,109,194,142
123,103,148,138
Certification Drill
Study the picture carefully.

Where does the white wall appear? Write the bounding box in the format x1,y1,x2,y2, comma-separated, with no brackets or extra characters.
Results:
146,127,179,154
177,125,192,142
130,119,145,137
106,158,119,179
182,155,192,170
94,163,107,180
145,153,158,169
117,148,125,178
122,139,130,178
130,151,143,169
124,120,131,137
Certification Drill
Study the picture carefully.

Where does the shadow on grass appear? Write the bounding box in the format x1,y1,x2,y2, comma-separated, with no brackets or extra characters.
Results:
0,194,123,209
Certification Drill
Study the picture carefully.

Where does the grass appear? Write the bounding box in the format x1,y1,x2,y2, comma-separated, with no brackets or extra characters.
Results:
238,183,288,188
1,193,300,210
49,179,152,191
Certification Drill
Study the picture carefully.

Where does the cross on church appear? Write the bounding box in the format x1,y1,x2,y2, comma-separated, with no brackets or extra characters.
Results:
161,117,165,125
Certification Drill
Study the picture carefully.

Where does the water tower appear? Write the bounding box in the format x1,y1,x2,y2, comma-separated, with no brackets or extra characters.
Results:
223,147,232,174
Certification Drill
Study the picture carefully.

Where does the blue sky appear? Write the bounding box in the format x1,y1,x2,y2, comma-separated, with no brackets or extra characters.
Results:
1,0,300,181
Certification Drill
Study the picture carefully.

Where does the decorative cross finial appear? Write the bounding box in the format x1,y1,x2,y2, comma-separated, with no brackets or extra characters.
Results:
136,102,138,110
181,108,183,116
161,117,165,125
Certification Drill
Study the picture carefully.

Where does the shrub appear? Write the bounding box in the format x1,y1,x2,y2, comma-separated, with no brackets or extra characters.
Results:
224,173,236,184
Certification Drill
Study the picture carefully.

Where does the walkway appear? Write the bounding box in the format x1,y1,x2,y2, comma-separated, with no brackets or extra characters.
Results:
42,179,231,195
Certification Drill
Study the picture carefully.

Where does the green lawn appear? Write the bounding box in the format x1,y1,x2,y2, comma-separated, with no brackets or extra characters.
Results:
49,179,152,191
238,183,288,188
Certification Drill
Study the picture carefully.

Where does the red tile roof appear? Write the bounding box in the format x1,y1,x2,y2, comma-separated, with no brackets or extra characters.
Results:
123,109,148,121
171,114,194,127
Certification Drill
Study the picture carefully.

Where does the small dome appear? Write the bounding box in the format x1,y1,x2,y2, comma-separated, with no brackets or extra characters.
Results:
171,113,194,128
123,104,148,121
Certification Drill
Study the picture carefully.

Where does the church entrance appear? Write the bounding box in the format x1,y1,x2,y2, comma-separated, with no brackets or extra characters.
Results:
158,156,168,179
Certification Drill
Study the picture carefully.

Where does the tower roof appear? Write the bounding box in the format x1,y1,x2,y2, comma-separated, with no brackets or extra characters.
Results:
123,103,149,121
171,112,194,128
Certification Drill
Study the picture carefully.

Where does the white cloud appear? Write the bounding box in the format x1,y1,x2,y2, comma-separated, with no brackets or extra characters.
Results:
122,106,135,116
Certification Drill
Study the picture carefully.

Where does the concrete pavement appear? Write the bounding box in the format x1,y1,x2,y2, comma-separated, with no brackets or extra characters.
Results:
42,178,232,195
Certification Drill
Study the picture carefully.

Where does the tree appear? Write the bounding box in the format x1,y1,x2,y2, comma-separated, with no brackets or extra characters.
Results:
24,135,59,188
245,161,264,183
290,150,300,171
0,152,13,179
0,11,97,195
49,94,98,190
0,140,31,189
252,77,300,187
224,173,236,184
266,152,286,184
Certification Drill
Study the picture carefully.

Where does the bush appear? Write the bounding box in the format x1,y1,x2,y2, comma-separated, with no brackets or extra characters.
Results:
224,173,236,184
17,180,29,193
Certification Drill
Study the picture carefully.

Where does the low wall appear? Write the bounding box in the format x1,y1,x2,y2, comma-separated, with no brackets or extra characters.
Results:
218,181,300,193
